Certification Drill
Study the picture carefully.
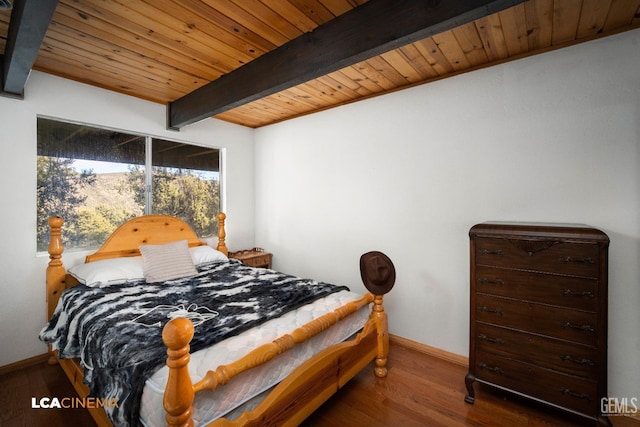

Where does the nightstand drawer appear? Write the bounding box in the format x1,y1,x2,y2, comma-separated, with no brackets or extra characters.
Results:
243,253,272,268
229,248,272,269
475,237,600,278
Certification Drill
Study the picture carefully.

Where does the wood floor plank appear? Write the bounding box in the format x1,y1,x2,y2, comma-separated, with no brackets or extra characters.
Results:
0,369,29,423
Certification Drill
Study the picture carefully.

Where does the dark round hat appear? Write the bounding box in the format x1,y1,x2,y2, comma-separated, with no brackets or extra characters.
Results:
359,251,395,295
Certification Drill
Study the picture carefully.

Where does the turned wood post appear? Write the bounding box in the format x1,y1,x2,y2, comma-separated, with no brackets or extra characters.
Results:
163,318,195,427
216,212,228,256
46,216,66,364
372,294,389,378
46,216,65,318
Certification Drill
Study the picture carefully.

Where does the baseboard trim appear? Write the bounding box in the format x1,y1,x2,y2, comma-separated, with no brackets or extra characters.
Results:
390,334,468,367
0,353,49,375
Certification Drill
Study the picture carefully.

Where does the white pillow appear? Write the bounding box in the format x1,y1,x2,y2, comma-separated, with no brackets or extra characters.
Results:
190,245,228,266
139,240,198,283
68,257,145,287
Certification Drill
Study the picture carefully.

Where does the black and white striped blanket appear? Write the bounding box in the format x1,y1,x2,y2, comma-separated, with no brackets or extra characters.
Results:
39,259,348,426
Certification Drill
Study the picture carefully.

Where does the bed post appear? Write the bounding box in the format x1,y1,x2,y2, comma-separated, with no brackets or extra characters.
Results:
372,294,389,378
216,212,228,256
46,216,66,364
359,251,395,378
163,318,196,427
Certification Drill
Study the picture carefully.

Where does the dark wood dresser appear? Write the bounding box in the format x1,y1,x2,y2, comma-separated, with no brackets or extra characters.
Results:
465,222,610,426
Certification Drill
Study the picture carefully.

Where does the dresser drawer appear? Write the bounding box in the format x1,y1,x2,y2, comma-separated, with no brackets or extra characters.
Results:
475,352,598,416
475,293,598,345
475,237,600,278
475,266,598,311
475,323,599,379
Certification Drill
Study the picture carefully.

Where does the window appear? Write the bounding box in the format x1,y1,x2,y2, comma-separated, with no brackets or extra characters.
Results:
36,118,221,252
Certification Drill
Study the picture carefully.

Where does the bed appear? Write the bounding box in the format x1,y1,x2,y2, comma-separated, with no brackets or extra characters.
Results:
41,213,394,427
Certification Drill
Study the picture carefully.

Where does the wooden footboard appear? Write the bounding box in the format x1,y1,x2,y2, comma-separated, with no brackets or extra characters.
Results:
163,293,389,427
162,250,396,427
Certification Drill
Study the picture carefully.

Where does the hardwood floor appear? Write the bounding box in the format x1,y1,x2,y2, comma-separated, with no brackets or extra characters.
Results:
303,344,639,427
1,343,638,426
0,357,96,427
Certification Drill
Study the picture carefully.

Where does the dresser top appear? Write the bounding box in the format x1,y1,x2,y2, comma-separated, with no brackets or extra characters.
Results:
470,221,609,243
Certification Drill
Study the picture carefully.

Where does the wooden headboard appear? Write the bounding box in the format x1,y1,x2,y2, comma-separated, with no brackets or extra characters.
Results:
46,213,227,320
85,214,224,262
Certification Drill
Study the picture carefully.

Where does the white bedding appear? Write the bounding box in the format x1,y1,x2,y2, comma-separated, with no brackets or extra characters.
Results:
139,290,370,426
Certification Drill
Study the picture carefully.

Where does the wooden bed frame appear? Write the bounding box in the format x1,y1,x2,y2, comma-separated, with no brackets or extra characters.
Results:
45,213,392,427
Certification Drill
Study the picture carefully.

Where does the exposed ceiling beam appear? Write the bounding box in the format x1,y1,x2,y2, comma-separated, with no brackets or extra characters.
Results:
167,0,526,130
1,0,59,97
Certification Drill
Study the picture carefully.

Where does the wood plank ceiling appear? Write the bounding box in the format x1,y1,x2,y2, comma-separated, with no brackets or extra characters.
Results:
1,0,640,129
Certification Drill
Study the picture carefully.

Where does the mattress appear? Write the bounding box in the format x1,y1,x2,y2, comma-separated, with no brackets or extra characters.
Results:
139,290,370,426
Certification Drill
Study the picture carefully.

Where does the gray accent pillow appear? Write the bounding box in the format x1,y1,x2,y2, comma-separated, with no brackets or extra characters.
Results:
139,239,198,283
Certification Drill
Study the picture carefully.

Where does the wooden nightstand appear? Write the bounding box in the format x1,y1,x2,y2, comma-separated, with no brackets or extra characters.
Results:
229,248,272,269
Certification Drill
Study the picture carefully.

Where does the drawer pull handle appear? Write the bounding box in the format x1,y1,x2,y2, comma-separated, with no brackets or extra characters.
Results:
479,363,504,374
480,277,504,285
562,289,595,298
561,256,595,265
559,387,592,401
560,354,595,366
478,334,504,344
481,249,504,256
478,306,503,316
561,321,594,332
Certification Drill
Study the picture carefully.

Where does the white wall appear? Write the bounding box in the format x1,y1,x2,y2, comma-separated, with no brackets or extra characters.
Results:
254,29,640,402
0,72,255,366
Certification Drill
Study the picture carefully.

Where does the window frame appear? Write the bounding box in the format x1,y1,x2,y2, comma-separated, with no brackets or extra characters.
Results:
36,115,224,252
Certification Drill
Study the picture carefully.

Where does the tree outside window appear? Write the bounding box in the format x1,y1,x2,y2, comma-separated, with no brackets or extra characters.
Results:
36,118,221,252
